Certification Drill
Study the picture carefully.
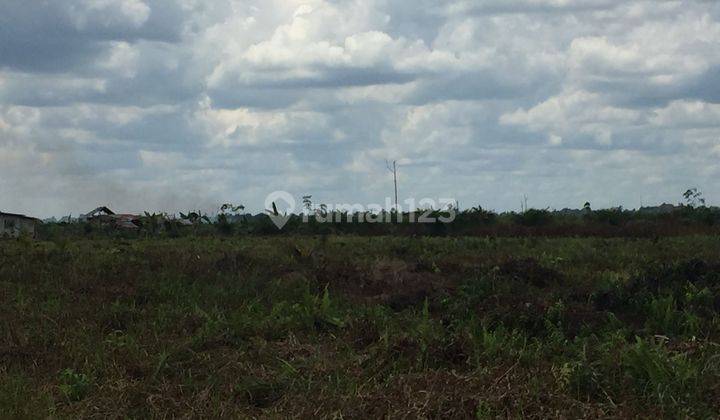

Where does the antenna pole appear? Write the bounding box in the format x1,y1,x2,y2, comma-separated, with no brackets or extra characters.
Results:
386,160,399,212
393,161,398,211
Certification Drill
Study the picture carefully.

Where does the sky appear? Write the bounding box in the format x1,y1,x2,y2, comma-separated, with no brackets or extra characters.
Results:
1,0,719,218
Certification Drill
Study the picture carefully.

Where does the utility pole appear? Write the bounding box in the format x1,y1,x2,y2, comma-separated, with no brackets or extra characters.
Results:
386,160,398,212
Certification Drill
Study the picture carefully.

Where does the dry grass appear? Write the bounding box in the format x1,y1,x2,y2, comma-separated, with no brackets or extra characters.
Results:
2,235,720,418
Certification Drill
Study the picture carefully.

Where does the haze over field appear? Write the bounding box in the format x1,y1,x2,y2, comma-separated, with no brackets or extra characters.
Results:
1,0,720,217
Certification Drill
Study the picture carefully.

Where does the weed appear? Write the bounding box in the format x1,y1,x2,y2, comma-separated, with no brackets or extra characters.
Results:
58,369,92,402
2,236,720,417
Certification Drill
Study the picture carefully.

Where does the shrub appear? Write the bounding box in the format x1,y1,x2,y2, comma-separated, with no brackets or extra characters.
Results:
58,369,92,402
514,209,552,227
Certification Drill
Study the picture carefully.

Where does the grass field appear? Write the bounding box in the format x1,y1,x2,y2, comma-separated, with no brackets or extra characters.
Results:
2,235,720,418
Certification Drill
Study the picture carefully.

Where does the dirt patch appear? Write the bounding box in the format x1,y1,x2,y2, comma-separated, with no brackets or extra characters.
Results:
319,259,455,310
498,257,563,288
476,296,550,334
344,317,381,350
562,302,611,338
214,252,254,273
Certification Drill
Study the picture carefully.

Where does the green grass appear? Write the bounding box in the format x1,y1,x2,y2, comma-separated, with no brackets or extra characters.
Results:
1,235,720,417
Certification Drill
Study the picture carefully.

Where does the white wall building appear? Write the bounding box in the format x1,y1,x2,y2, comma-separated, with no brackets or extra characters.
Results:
0,212,41,238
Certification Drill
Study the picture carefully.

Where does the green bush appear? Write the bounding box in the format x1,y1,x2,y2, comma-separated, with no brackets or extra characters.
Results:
58,369,92,402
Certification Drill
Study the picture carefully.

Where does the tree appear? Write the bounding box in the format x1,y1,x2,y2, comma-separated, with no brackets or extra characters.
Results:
180,211,210,224
217,203,245,234
141,212,164,235
302,195,313,213
683,188,706,208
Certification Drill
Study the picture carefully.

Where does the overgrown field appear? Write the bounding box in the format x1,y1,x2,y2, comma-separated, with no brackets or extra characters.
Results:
2,235,720,417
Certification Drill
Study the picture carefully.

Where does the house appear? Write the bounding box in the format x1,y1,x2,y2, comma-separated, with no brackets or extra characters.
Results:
0,212,41,238
79,206,115,222
82,206,140,230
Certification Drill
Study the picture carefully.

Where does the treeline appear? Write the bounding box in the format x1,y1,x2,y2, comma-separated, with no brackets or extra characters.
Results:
36,205,720,239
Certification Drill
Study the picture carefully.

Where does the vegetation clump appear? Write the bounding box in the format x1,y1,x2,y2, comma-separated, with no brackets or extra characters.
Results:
2,235,720,417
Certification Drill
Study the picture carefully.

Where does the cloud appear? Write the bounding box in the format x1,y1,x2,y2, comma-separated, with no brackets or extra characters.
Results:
1,0,720,217
448,0,621,16
0,0,187,73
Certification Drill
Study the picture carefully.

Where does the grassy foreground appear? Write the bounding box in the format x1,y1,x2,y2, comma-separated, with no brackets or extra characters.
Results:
2,235,720,418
